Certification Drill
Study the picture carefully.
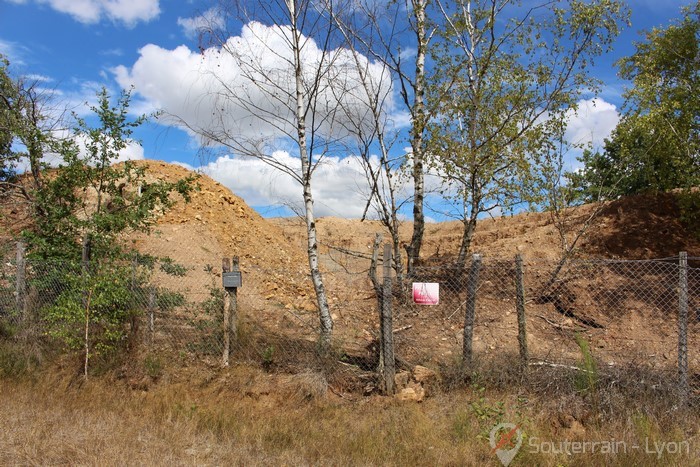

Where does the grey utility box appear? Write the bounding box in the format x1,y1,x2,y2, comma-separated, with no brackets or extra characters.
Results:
222,271,242,289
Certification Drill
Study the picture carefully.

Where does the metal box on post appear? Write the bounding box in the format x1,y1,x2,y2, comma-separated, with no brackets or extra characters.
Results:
222,271,242,289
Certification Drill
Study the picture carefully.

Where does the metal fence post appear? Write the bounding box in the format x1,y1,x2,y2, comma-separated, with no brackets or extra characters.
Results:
148,286,156,345
381,244,395,394
515,254,528,374
678,251,689,405
463,254,482,370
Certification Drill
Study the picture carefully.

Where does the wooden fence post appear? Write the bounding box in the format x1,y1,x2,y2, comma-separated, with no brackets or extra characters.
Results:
222,258,231,366
381,244,395,394
222,256,239,367
463,254,482,371
148,286,156,346
678,251,689,405
15,241,26,321
81,234,91,271
515,254,528,374
230,257,239,349
128,255,140,347
81,234,92,380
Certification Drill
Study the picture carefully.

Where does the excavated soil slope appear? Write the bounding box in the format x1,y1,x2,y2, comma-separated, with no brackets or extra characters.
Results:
131,160,304,270
270,192,700,377
273,193,700,262
128,161,325,328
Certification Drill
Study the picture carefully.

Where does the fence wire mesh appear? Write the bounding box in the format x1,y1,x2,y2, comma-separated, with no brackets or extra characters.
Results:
0,241,698,405
396,255,699,405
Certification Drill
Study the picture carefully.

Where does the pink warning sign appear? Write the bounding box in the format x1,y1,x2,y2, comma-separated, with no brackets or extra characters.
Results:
412,282,440,305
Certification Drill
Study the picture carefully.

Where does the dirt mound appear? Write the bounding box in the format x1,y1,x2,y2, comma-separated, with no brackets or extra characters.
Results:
130,160,303,269
127,161,322,319
585,193,698,259
272,193,699,263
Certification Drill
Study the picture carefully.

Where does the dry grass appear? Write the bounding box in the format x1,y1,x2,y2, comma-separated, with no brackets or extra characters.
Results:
1,362,699,467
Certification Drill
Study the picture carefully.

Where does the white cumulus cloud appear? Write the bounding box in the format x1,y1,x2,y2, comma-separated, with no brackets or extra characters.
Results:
188,152,405,218
113,21,401,217
564,98,620,150
114,21,394,144
12,0,160,26
558,97,620,171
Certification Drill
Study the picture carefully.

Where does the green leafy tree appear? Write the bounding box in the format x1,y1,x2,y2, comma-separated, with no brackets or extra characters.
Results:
572,3,700,200
24,88,194,261
44,263,139,376
1,73,196,374
427,0,628,267
0,57,15,177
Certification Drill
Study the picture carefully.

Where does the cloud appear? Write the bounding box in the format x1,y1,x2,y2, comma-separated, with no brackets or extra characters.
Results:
68,132,146,164
22,73,52,83
12,133,143,176
189,151,403,218
112,140,145,162
177,8,225,39
100,48,124,57
564,98,620,150
113,21,403,217
114,21,395,145
47,80,107,117
12,0,160,26
0,38,28,65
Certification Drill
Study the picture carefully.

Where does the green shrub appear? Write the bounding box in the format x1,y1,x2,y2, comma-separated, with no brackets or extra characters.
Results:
156,290,186,311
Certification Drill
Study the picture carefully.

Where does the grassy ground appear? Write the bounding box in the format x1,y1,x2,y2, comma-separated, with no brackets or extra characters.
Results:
1,361,698,467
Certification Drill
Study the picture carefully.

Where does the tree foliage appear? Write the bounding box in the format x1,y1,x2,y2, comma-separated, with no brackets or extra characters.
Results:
1,58,195,373
33,89,194,371
427,0,628,266
0,57,15,177
24,88,195,262
572,3,700,200
0,55,60,194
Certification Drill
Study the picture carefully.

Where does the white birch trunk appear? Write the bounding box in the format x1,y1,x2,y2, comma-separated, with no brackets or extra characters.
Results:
408,0,428,272
288,0,334,347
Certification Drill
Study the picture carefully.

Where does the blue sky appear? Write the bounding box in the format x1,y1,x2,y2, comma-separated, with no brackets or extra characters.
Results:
0,0,696,219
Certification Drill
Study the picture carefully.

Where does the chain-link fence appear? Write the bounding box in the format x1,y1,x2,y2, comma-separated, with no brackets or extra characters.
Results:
1,241,698,406
391,254,699,407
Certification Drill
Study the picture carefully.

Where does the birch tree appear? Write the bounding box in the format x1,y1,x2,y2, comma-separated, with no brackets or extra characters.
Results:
324,0,438,273
405,0,431,273
428,0,628,268
327,2,410,282
185,0,377,347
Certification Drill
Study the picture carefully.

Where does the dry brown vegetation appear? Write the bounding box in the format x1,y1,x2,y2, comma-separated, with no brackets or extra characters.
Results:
1,364,698,466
